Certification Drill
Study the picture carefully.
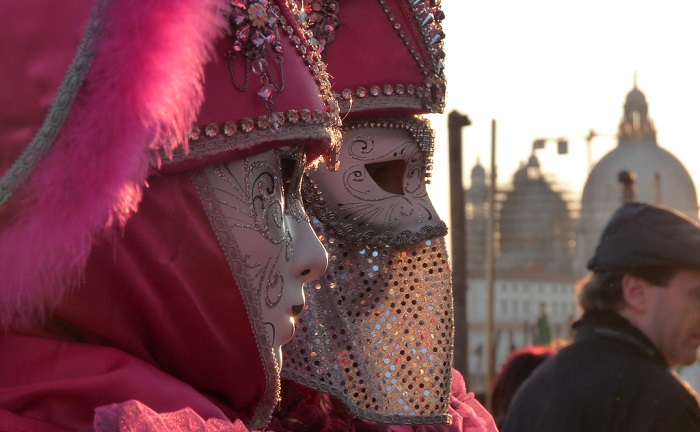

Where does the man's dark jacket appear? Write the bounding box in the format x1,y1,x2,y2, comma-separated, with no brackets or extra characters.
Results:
501,311,700,431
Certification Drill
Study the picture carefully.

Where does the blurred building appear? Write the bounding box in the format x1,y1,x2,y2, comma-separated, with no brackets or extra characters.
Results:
463,82,699,392
465,159,489,275
464,152,578,391
576,83,699,274
498,154,576,274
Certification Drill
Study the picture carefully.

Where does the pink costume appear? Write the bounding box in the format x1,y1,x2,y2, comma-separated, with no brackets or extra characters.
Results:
0,1,339,430
276,1,497,431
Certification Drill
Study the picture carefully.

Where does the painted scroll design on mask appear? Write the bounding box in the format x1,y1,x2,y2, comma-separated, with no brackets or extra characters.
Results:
344,137,433,223
303,132,447,246
279,146,309,226
192,154,298,429
302,183,446,246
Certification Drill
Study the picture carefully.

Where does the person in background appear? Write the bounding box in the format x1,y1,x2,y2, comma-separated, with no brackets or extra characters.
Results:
0,0,341,430
502,202,700,431
490,346,556,428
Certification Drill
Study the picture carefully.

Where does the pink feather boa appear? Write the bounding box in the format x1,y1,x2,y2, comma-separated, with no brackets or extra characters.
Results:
0,0,225,330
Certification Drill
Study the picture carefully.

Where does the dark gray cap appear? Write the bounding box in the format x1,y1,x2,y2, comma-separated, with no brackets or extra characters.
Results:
587,202,700,272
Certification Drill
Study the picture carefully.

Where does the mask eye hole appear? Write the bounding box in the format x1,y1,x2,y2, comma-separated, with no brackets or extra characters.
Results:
279,147,306,203
280,157,297,198
365,159,406,195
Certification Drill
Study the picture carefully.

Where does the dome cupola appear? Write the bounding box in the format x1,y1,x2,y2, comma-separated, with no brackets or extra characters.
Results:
619,75,656,141
470,157,486,186
577,81,698,275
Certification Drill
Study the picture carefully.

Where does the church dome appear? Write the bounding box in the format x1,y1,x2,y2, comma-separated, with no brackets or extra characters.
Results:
624,87,648,116
470,159,486,185
499,154,575,273
527,153,540,169
576,84,699,275
581,141,697,215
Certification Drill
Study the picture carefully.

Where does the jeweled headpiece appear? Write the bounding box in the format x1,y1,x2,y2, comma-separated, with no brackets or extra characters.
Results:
0,0,340,329
294,0,446,118
0,0,340,428
162,0,341,173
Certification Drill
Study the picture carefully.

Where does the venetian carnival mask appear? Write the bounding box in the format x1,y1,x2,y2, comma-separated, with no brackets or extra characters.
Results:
193,147,328,367
301,117,440,240
282,117,455,425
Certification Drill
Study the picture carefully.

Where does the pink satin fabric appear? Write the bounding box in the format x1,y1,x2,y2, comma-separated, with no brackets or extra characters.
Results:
0,334,228,431
0,171,267,430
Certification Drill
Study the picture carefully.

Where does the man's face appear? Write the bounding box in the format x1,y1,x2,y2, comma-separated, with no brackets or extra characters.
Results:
647,269,700,366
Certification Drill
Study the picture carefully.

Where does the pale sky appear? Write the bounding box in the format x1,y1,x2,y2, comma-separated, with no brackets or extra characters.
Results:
427,1,700,227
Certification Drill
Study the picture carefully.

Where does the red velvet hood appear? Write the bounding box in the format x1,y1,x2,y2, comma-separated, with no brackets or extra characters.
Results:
1,171,274,430
0,0,338,430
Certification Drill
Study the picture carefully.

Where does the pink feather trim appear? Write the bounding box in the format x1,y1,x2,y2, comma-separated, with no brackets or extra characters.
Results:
0,0,226,330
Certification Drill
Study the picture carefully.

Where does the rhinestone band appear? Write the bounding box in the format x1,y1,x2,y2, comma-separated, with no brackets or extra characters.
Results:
377,0,446,113
175,1,341,170
189,108,331,140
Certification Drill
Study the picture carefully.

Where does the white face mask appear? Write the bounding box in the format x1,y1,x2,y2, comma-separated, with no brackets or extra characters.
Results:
301,120,443,244
196,147,328,367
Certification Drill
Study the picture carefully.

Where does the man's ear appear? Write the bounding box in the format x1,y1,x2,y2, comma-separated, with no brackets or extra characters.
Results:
621,274,650,313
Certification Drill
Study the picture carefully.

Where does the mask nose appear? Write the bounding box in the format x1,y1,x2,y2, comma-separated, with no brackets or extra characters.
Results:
288,216,328,283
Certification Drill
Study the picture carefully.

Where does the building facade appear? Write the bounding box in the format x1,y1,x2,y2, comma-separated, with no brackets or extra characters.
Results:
465,153,578,392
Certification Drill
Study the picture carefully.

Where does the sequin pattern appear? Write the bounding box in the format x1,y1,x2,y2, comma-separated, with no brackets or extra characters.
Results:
282,221,454,425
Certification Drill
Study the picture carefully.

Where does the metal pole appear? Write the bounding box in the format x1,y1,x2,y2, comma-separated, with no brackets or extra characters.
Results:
485,119,497,410
448,110,471,379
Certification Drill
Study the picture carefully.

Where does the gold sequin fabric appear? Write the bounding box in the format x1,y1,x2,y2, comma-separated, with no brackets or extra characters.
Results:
282,219,454,425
